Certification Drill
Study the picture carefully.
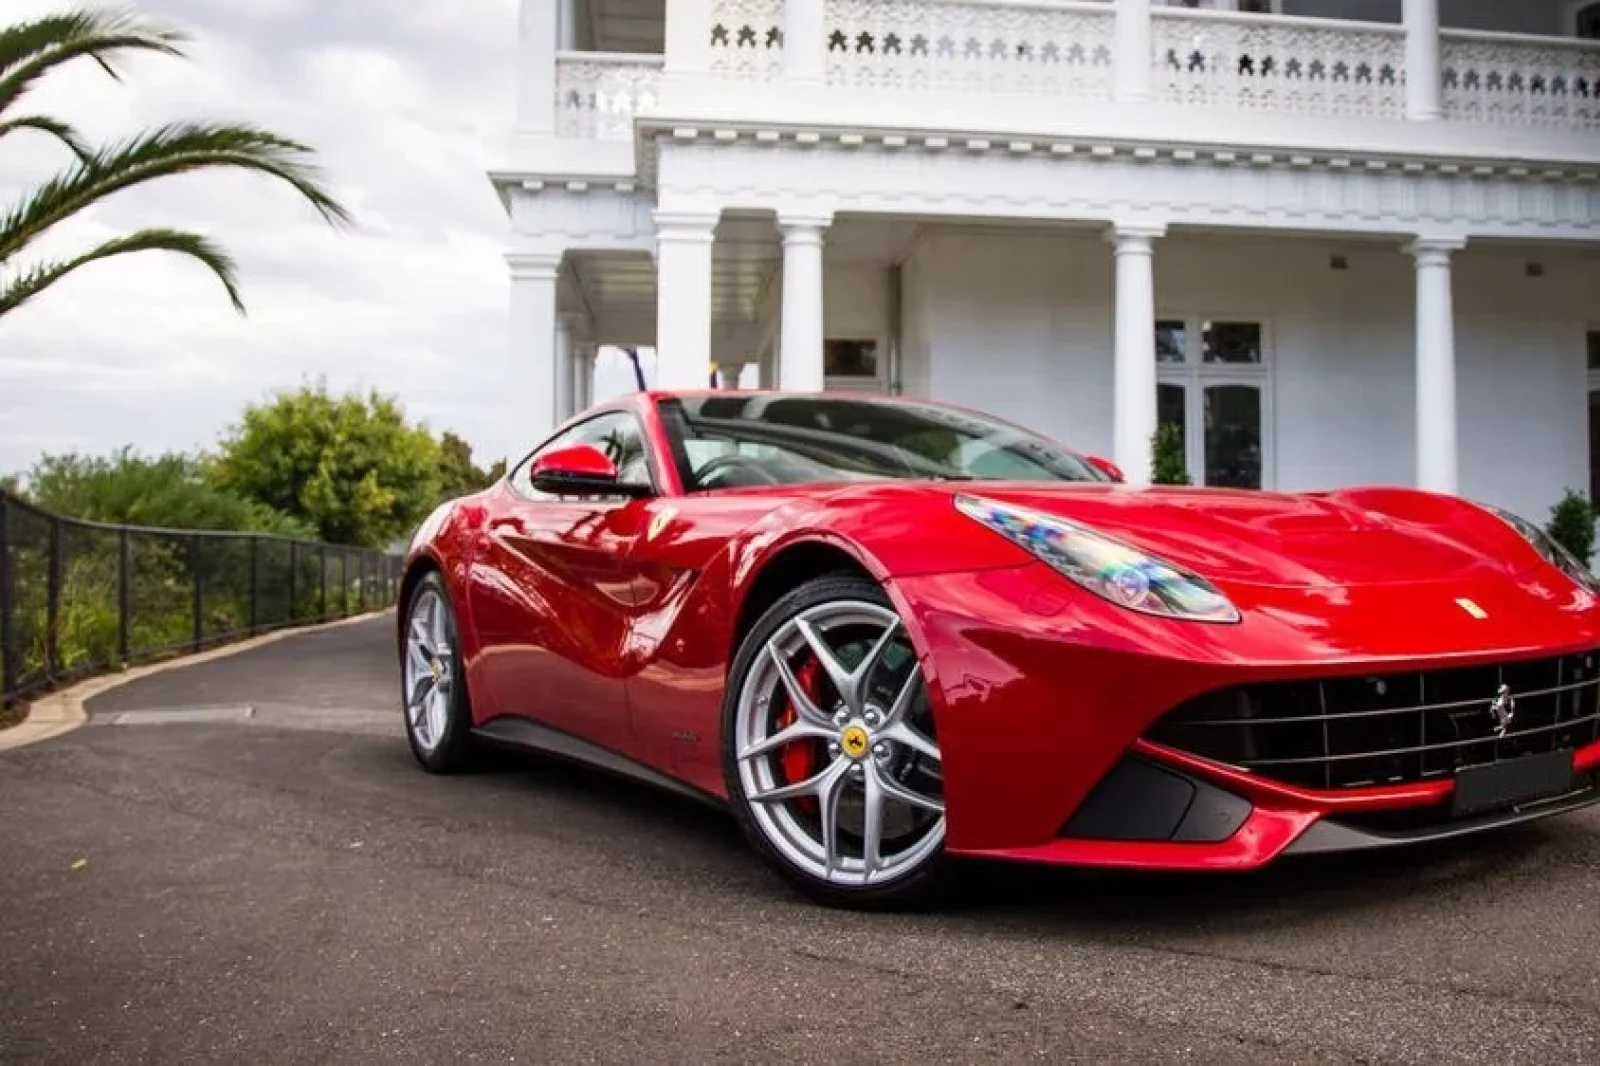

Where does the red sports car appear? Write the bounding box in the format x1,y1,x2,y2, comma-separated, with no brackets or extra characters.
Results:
398,391,1600,907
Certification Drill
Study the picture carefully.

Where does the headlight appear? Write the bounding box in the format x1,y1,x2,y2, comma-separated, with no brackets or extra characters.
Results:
1483,503,1600,594
954,494,1240,624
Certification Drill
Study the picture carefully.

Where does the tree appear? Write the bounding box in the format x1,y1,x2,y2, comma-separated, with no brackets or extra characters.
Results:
19,447,310,535
0,7,350,319
213,384,442,548
1547,489,1596,568
1151,422,1190,486
436,431,501,501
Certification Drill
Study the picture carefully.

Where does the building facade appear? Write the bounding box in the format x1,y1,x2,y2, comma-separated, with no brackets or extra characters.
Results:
495,0,1600,521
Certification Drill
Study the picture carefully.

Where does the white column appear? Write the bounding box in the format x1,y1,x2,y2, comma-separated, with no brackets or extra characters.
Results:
553,314,575,423
1408,237,1465,494
516,0,558,134
664,0,712,76
507,253,561,454
556,0,579,50
572,343,594,412
1114,0,1154,104
784,0,826,84
1403,0,1442,121
779,213,830,392
1109,225,1164,488
654,210,718,390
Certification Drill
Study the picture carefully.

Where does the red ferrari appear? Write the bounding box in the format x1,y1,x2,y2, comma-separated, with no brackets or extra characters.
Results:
398,391,1600,907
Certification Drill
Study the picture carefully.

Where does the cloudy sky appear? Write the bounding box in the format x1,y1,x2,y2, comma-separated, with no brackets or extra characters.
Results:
0,0,644,476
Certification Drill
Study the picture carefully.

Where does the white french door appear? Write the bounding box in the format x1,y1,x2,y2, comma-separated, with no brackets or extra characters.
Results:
1156,318,1272,489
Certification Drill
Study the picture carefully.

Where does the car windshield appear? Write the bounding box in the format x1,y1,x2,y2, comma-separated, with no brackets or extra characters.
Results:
658,395,1106,491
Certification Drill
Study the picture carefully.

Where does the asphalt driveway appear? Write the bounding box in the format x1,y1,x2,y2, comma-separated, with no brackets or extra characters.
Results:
3,616,1599,1063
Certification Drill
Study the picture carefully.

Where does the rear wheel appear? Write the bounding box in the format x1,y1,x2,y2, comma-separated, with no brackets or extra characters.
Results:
723,575,946,909
402,572,475,773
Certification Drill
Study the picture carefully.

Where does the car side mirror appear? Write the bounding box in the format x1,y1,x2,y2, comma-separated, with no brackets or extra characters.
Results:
1085,455,1125,483
530,444,651,498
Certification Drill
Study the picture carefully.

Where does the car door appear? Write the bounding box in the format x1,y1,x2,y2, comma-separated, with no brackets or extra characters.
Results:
465,411,656,757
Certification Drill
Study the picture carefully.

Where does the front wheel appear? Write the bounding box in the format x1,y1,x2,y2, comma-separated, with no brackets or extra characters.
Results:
722,575,947,909
402,572,476,773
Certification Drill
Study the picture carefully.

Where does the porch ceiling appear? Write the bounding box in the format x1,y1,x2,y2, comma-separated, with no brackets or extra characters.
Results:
561,215,925,350
581,0,664,55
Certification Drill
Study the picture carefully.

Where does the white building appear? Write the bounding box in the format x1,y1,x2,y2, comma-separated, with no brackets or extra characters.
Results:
494,0,1600,521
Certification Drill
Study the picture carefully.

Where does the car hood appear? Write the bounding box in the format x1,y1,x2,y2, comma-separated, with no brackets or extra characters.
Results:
957,484,1516,590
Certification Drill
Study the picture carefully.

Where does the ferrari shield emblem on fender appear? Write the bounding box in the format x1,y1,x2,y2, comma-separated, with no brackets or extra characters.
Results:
1456,597,1488,620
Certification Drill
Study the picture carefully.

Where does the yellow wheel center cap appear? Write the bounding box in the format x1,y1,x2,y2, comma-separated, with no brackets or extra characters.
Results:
429,659,443,683
840,725,871,759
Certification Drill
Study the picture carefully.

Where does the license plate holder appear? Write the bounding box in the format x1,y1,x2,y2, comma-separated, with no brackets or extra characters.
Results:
1452,750,1575,818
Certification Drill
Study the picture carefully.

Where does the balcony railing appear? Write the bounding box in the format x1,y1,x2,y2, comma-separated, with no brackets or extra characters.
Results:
1441,30,1600,129
823,0,1115,99
555,52,663,141
1152,9,1406,120
550,3,1600,141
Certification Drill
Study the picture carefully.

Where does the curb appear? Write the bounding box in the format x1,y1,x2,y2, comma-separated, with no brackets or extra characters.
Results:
0,610,393,753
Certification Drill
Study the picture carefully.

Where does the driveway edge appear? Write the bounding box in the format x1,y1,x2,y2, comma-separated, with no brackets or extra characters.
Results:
0,611,393,753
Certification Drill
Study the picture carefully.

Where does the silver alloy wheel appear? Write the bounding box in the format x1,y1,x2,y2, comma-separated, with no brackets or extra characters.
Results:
734,600,945,888
404,587,453,754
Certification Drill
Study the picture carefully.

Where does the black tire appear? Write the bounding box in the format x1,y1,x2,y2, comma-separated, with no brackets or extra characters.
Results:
401,572,477,773
722,573,947,910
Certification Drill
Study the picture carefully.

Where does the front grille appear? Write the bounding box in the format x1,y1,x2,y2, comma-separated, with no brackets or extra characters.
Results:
1147,650,1600,790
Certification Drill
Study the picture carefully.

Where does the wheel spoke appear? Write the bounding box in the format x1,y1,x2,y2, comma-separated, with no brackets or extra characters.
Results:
409,616,432,657
767,641,832,726
429,595,449,651
794,617,856,714
817,759,849,876
881,660,921,727
408,676,435,723
738,717,833,762
883,721,940,763
852,620,901,709
860,758,884,880
873,761,944,814
748,755,849,806
425,688,448,746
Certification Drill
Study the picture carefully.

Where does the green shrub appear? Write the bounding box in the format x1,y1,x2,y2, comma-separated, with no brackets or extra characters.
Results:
1151,422,1190,486
1547,490,1596,568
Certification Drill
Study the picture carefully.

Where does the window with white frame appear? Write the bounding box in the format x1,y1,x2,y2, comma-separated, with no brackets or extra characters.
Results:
1156,318,1270,489
1588,330,1600,502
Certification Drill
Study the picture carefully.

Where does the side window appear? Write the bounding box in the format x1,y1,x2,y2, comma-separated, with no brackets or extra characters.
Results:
509,412,653,499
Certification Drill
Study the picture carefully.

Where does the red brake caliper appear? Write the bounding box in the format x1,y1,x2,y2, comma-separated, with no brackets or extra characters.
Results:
776,657,824,813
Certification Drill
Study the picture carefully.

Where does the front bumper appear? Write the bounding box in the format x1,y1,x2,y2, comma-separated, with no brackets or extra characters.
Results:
886,564,1600,869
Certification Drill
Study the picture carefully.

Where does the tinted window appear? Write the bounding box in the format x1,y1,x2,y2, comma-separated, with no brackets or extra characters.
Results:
510,412,652,498
658,395,1104,491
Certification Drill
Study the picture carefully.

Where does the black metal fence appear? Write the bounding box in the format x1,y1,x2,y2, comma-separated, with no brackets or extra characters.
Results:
0,490,403,709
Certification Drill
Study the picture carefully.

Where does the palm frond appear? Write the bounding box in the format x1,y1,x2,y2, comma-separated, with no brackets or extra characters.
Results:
0,8,186,117
0,113,91,161
0,121,353,262
0,227,242,318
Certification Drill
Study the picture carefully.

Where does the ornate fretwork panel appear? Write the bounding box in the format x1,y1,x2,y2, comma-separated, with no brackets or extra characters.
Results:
1153,11,1405,119
1442,34,1600,129
709,0,786,80
823,0,1115,99
556,56,663,141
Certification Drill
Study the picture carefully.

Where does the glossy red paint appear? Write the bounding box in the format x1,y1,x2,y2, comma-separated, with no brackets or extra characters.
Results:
400,390,1600,871
530,442,620,483
1084,454,1125,483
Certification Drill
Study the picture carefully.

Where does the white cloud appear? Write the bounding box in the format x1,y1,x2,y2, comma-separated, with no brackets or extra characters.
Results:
0,0,526,472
